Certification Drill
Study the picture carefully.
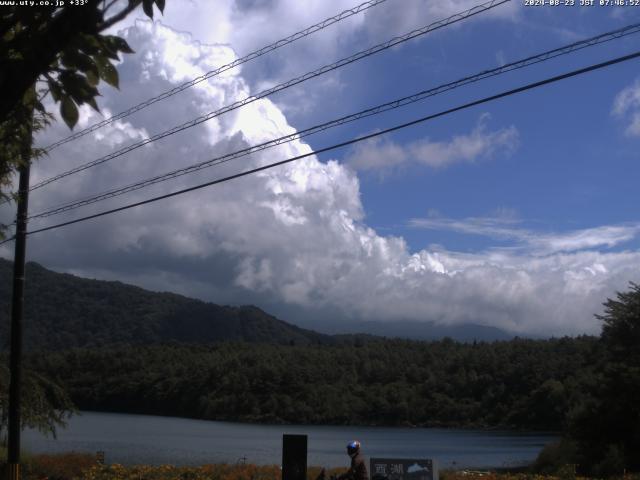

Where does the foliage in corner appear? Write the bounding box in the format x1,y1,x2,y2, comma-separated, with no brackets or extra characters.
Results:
0,0,166,229
0,361,77,441
542,281,640,477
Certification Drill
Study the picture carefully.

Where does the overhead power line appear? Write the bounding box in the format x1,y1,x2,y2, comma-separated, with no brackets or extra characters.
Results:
29,0,509,193
27,22,640,221
42,0,392,152
13,49,639,240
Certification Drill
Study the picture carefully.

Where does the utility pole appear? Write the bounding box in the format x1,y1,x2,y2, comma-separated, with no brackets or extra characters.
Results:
5,106,32,480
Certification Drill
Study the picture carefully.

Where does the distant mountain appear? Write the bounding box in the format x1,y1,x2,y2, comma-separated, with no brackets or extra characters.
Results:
298,318,515,342
0,259,331,350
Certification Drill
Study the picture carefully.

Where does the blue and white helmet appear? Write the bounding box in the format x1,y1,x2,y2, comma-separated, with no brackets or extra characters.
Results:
347,440,361,456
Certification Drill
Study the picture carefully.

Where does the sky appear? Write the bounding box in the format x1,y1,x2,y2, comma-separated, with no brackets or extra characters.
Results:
2,0,640,337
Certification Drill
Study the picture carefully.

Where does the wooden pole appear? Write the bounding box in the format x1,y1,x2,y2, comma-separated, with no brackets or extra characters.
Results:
6,106,32,480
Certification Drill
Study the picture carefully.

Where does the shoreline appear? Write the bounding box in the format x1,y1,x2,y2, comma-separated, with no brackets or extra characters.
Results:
73,410,561,434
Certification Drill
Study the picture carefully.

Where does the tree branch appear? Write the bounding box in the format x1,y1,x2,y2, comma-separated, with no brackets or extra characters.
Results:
98,0,143,32
103,0,121,15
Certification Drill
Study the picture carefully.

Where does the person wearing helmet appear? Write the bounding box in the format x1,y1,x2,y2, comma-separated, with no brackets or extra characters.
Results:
338,440,368,480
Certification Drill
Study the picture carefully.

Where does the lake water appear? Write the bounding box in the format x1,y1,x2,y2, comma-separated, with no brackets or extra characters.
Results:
23,411,556,469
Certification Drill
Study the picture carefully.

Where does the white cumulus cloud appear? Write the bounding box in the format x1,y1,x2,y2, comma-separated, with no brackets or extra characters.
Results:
1,18,639,340
346,114,519,172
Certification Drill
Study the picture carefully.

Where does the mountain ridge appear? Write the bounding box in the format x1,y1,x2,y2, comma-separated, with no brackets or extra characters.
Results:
0,258,515,349
0,259,332,350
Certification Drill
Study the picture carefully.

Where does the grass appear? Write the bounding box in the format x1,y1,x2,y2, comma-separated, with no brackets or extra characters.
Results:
1,453,639,480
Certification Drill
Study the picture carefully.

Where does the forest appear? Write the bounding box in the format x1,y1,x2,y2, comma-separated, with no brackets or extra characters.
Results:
24,336,597,431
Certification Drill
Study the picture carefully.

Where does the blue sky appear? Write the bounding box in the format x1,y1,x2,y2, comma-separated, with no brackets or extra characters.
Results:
2,0,640,336
288,4,640,254
218,0,640,255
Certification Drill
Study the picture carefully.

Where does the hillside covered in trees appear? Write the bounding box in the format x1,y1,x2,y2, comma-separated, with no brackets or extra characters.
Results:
0,259,332,350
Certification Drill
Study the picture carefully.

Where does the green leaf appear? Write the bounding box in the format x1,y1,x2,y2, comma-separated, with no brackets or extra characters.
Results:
96,39,121,61
60,50,79,69
102,63,118,89
49,83,63,102
85,70,99,87
79,56,99,77
86,96,100,113
103,35,135,54
60,96,78,129
58,70,99,104
142,0,154,18
76,34,101,56
95,56,119,89
61,49,99,78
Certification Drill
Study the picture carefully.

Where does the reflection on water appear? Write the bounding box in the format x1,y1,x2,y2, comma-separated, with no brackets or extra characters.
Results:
23,411,556,468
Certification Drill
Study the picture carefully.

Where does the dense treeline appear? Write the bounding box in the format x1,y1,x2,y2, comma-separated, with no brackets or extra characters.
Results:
26,336,601,430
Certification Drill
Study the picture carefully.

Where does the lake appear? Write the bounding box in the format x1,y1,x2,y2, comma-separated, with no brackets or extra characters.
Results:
23,411,556,469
